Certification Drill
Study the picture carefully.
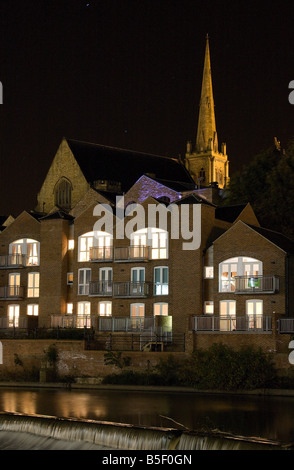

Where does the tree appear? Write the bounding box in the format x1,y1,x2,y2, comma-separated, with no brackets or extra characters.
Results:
223,139,294,240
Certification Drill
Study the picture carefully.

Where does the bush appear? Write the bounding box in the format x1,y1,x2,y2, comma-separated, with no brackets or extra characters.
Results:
189,343,277,390
102,344,278,390
103,351,131,369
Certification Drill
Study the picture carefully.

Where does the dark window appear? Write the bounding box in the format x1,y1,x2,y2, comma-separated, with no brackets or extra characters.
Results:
55,179,72,209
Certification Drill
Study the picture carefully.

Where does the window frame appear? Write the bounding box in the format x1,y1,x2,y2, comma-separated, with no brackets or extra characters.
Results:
9,238,40,266
219,300,236,331
78,268,91,295
78,231,113,262
154,266,169,295
219,257,263,293
98,301,112,317
27,272,40,298
131,228,168,260
77,301,91,328
7,304,20,328
153,302,169,316
130,303,145,318
27,304,39,316
246,299,263,329
204,301,214,314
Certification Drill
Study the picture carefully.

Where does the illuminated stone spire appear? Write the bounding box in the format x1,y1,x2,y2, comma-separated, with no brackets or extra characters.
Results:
185,36,229,190
196,34,218,153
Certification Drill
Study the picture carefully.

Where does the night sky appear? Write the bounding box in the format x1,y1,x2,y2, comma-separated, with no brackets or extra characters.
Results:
1,0,294,216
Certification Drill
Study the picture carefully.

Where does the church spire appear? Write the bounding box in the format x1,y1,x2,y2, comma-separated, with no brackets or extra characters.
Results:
195,34,218,153
185,36,229,190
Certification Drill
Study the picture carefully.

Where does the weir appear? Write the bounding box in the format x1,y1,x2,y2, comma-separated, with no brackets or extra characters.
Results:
0,412,292,450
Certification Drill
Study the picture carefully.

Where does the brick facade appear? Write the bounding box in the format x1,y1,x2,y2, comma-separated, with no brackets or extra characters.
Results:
0,138,293,370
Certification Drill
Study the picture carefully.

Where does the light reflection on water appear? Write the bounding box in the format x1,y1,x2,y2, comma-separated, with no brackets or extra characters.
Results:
0,387,294,442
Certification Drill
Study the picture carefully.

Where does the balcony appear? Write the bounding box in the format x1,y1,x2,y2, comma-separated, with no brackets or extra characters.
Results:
113,281,150,297
191,315,272,332
50,315,154,332
51,314,97,329
0,316,28,329
98,316,155,332
89,247,113,262
0,286,25,299
220,276,279,294
235,276,279,294
278,318,294,334
89,280,113,296
114,246,149,262
0,255,26,268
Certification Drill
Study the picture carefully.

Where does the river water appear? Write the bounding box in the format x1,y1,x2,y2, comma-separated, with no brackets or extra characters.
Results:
0,387,293,445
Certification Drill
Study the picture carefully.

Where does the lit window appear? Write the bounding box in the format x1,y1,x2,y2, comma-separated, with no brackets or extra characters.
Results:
204,301,214,314
219,257,262,293
130,303,145,318
219,300,236,331
67,273,73,285
154,267,168,295
130,303,145,329
77,301,91,328
78,232,94,262
150,229,168,260
130,267,146,295
27,272,40,298
68,240,74,250
78,268,91,295
246,300,263,329
131,228,168,260
9,239,40,266
98,301,112,316
67,303,73,314
204,266,214,279
8,273,20,297
99,267,113,294
153,302,168,316
27,304,39,316
8,305,19,328
78,231,113,262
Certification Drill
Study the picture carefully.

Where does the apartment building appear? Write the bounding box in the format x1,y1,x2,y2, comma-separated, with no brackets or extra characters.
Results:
0,37,293,355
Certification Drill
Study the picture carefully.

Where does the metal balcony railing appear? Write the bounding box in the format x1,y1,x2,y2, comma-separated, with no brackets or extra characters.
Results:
220,276,279,293
89,280,113,296
98,316,155,332
0,254,26,268
51,314,97,329
191,315,272,332
113,281,150,297
235,276,279,294
114,246,150,262
0,286,25,299
89,246,113,262
278,318,294,334
0,316,28,329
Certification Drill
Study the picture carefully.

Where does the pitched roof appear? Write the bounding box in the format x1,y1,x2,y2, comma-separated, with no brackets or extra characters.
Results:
40,210,74,221
215,204,248,222
174,192,215,206
247,224,294,254
66,139,195,192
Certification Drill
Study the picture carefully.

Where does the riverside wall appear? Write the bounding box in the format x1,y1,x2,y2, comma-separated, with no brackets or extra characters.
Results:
0,339,293,383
